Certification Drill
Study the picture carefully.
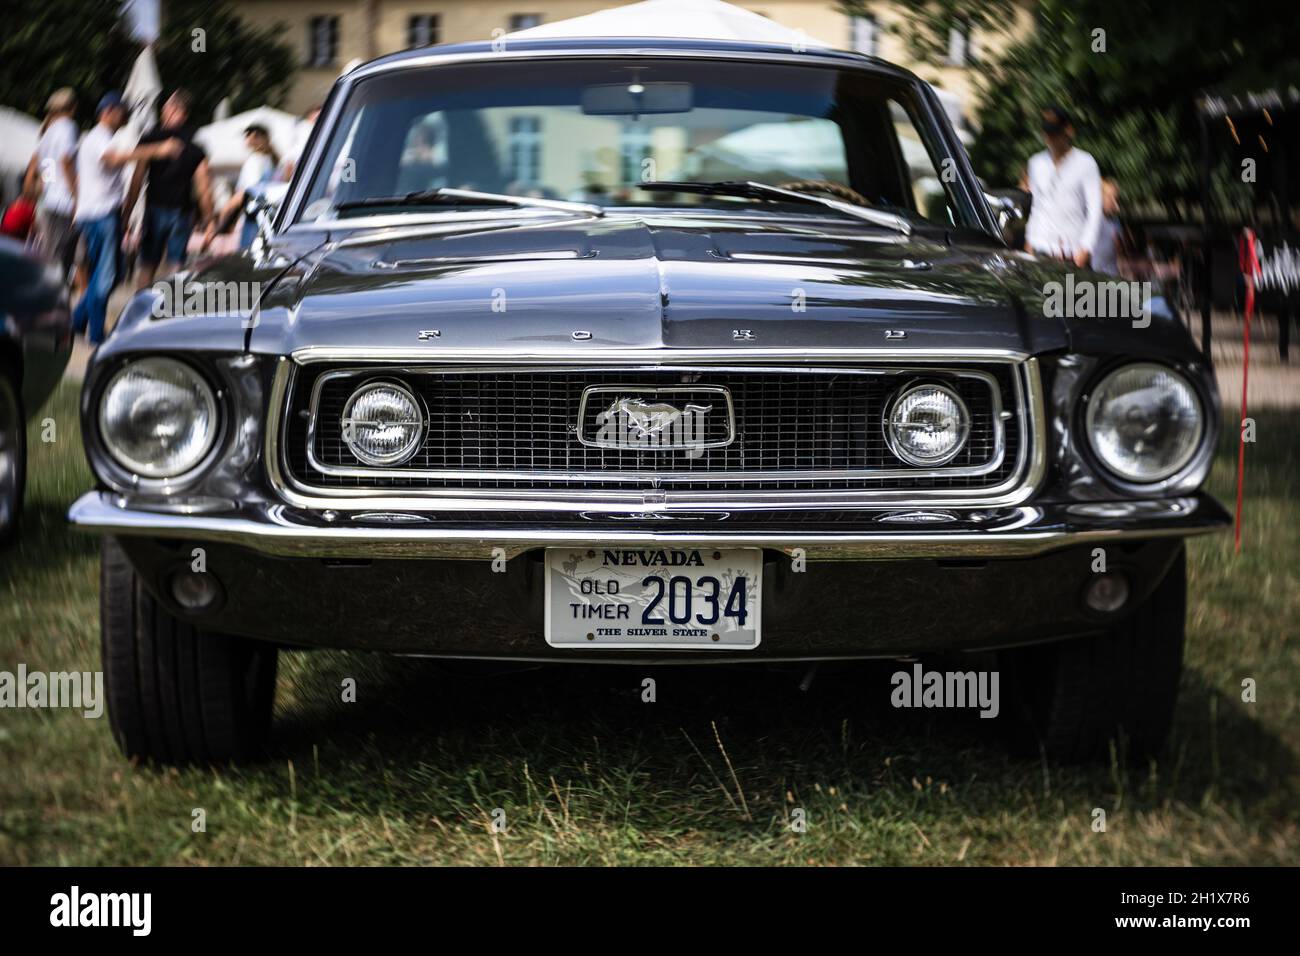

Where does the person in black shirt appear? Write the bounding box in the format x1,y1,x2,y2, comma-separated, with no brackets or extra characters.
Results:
124,89,213,290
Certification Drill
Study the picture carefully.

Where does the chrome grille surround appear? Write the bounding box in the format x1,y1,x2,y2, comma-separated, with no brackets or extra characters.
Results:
267,348,1046,512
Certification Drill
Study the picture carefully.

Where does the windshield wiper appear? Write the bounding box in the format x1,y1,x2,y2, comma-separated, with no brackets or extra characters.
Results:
334,187,603,217
638,180,911,235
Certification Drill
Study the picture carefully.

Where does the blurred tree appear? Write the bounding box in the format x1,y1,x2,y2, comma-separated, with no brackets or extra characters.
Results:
840,0,1300,218
155,0,297,122
0,0,138,124
0,0,295,126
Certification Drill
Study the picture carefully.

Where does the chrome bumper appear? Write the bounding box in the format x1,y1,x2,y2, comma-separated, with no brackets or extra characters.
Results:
67,491,1230,561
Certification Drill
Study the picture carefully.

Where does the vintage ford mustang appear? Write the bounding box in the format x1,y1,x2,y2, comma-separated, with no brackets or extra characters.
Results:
69,37,1229,765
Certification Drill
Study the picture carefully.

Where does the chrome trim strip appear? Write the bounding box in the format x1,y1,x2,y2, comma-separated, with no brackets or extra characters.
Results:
297,365,1005,483
290,346,1031,364
374,249,593,269
264,352,1047,511
67,491,1227,561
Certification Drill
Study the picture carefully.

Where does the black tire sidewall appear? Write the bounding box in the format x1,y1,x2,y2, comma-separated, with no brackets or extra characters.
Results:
0,358,25,545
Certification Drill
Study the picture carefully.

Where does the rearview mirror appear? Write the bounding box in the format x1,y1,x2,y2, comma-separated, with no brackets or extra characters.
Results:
581,82,693,115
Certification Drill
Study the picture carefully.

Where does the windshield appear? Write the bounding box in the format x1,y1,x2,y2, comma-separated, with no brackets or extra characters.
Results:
295,57,973,228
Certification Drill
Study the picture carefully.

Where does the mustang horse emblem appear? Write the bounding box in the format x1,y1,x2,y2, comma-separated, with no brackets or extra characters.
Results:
605,397,712,438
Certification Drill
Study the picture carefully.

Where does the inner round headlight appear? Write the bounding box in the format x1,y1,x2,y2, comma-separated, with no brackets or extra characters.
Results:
341,380,425,466
1085,363,1204,483
884,383,971,467
99,357,218,479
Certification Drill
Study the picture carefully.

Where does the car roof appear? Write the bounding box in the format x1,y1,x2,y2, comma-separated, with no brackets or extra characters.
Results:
349,36,920,85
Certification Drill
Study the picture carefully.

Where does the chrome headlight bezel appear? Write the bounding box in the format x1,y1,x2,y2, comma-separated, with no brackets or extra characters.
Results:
339,379,427,467
96,356,223,485
1083,361,1208,488
883,382,972,468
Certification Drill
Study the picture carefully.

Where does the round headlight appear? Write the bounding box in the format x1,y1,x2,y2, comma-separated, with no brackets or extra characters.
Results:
99,357,219,479
884,383,971,467
341,381,425,466
1085,363,1204,483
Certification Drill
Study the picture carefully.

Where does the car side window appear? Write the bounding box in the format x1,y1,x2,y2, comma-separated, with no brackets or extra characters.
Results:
301,107,365,219
889,99,958,227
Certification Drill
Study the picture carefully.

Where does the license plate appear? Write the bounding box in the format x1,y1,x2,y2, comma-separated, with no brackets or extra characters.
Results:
545,547,762,649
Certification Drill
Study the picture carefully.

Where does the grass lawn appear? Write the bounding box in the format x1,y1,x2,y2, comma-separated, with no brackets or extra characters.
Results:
1,381,1296,866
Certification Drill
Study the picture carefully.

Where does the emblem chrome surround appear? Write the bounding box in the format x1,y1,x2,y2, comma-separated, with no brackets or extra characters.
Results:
576,385,736,451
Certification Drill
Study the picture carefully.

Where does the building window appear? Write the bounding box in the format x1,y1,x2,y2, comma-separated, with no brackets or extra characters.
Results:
946,20,976,66
509,14,543,31
620,123,653,184
850,14,877,56
507,116,542,186
408,14,440,48
307,16,339,67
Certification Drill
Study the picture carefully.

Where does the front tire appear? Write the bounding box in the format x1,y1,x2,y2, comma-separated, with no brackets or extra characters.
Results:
1000,548,1187,763
0,359,25,546
100,537,277,765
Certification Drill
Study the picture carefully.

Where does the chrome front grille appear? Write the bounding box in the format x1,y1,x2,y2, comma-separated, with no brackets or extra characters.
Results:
279,362,1031,496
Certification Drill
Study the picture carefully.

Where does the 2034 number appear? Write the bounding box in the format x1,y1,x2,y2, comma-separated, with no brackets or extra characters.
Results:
641,575,749,627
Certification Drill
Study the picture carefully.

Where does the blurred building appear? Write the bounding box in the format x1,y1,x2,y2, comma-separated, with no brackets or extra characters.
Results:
227,1,1035,117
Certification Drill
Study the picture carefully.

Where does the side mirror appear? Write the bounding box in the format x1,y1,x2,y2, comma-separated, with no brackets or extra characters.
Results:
984,188,1031,243
243,183,288,257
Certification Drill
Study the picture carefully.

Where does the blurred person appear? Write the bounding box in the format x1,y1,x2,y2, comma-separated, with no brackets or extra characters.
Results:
204,124,279,251
124,89,214,291
1090,178,1123,276
1,178,39,240
396,122,441,193
1024,105,1102,268
24,88,79,278
280,104,322,182
72,92,182,345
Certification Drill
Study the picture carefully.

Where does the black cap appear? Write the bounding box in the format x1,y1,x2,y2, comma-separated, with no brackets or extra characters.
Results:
1041,104,1073,134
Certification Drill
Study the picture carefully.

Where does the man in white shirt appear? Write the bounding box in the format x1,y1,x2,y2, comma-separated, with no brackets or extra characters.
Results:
25,88,80,279
72,92,182,344
1024,105,1103,269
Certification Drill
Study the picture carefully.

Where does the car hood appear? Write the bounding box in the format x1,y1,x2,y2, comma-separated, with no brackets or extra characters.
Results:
248,213,1069,357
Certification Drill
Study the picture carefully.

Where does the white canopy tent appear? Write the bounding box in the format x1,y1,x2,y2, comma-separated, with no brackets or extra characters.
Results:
194,106,303,177
507,0,832,48
0,108,40,203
